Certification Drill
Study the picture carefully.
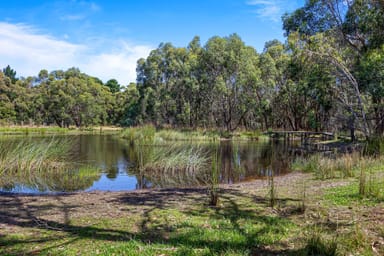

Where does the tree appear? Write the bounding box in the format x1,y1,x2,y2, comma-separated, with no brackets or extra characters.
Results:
0,72,16,122
202,34,261,131
282,0,384,138
105,79,121,93
2,65,17,83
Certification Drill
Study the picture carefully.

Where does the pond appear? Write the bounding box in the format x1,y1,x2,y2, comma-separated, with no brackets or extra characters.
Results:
0,134,300,194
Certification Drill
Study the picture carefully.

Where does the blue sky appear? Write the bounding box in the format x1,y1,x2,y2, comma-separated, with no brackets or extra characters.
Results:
0,0,304,85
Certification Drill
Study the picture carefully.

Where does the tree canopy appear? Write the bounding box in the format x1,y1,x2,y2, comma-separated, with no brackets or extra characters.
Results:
1,0,383,139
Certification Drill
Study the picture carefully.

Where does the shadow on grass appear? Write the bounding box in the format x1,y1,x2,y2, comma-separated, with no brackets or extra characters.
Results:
0,188,306,255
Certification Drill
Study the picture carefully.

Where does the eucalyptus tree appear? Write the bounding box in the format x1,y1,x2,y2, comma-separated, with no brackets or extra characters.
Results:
259,40,289,129
0,72,16,122
35,68,112,127
282,0,384,138
136,38,206,127
202,34,261,131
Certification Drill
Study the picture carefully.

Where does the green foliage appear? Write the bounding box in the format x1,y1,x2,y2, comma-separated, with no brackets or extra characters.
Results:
304,229,338,256
104,79,121,93
2,65,17,83
1,1,384,136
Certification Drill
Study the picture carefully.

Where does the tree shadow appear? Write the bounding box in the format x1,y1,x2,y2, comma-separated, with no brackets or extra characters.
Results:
0,188,307,255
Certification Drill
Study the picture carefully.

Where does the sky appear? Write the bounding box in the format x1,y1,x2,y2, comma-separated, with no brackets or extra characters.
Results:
0,0,304,85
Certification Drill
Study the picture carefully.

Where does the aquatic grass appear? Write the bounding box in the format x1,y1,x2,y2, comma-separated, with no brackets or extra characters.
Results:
121,125,156,145
209,145,220,206
122,127,222,144
0,138,98,192
155,129,220,142
0,165,101,192
142,145,210,187
0,138,71,174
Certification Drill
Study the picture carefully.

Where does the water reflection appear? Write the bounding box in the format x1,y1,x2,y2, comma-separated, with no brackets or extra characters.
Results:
0,135,297,193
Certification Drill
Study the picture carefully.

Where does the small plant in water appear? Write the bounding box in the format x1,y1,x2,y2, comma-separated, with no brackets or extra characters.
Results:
209,145,220,206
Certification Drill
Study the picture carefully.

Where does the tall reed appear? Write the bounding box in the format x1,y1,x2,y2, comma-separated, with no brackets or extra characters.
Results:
138,144,209,187
0,138,70,174
209,145,220,206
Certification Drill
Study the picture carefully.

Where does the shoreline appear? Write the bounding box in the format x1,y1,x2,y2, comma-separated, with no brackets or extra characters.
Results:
1,171,383,255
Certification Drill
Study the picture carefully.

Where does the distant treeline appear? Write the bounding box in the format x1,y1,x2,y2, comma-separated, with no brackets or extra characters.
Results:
1,0,383,139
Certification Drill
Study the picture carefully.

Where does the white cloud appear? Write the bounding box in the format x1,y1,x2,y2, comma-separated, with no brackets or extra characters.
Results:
246,0,297,22
0,22,153,85
84,42,153,85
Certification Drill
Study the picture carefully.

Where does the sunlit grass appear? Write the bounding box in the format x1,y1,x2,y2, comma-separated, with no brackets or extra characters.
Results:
292,152,364,179
142,145,210,187
0,138,101,192
0,138,70,175
121,125,269,144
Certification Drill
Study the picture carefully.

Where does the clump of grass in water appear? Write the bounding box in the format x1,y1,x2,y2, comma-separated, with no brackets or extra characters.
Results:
1,165,101,192
141,145,210,187
122,126,219,144
121,125,156,145
209,145,220,206
0,138,70,174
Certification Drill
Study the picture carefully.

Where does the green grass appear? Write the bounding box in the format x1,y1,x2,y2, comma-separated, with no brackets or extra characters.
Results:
324,181,384,206
0,126,121,135
121,125,156,145
0,126,69,135
0,191,297,256
142,145,210,187
121,126,269,144
0,138,101,192
0,138,70,175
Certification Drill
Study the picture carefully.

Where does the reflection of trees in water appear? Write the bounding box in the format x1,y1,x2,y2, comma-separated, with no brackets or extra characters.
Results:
0,168,101,192
119,140,296,188
218,140,293,183
0,135,299,192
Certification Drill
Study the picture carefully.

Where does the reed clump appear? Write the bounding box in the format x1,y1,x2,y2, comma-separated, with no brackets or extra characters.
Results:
0,166,100,192
141,145,210,187
209,145,220,206
121,126,221,144
121,125,156,145
0,138,70,175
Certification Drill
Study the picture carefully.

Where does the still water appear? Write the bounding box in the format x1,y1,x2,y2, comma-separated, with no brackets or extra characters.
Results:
0,134,298,194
